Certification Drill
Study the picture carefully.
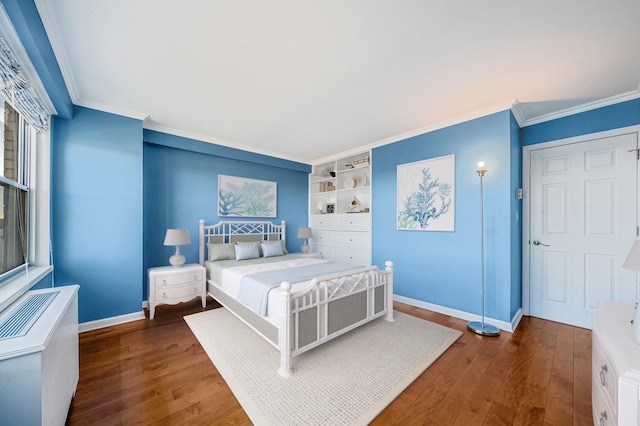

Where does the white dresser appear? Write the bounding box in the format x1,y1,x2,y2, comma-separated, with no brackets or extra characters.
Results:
592,300,640,426
148,264,206,319
310,213,371,265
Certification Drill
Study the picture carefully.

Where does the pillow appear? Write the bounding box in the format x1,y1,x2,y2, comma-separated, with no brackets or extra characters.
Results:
235,240,263,257
207,243,236,261
261,241,284,258
235,242,260,261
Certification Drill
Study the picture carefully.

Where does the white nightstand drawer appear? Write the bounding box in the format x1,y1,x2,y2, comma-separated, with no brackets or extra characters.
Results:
154,269,204,287
592,369,616,426
337,214,370,231
593,335,618,413
155,283,203,301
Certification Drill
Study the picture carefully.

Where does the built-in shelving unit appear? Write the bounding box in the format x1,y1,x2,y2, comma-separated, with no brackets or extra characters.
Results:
308,151,371,265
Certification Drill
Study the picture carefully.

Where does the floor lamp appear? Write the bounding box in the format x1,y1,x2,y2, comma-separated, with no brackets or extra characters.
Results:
467,161,500,337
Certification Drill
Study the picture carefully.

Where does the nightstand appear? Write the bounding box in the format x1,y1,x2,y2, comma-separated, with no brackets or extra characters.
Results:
148,263,206,319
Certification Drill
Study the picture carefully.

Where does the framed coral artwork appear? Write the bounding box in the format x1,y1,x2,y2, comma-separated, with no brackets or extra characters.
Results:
218,174,277,217
397,154,455,231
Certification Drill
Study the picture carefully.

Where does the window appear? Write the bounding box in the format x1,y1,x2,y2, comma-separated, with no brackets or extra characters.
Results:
0,101,32,280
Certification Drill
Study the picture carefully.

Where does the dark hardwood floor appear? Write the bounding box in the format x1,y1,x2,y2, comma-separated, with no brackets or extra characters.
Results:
66,298,593,425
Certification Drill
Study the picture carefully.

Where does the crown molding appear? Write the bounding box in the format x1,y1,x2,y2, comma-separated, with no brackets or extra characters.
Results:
34,0,79,103
518,89,640,127
75,98,148,121
314,100,518,166
143,122,311,165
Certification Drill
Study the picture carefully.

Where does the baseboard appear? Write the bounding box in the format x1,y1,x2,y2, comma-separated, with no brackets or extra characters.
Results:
394,295,521,333
79,310,146,333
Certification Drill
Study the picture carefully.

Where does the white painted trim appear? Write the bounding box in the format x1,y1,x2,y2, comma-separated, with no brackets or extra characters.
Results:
143,121,312,165
394,294,519,333
74,98,149,121
521,124,640,316
78,310,145,333
0,3,56,114
0,266,52,313
313,99,518,165
519,90,640,127
33,0,79,103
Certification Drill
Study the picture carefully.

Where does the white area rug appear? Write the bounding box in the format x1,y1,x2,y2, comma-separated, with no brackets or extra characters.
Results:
184,308,461,426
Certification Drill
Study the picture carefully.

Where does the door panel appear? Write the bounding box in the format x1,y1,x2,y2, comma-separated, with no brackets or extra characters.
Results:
529,132,638,329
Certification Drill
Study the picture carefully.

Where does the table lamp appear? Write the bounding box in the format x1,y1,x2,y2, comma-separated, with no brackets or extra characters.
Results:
297,227,313,254
164,228,191,267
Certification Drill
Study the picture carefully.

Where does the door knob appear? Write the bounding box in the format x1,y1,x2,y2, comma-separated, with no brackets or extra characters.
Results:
532,240,550,247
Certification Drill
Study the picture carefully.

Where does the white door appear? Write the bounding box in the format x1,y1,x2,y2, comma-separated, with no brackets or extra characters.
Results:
529,132,638,329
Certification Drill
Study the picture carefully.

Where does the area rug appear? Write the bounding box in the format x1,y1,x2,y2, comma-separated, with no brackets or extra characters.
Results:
184,308,461,426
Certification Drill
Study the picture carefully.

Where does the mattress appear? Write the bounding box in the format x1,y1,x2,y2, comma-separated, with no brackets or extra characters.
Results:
205,254,335,324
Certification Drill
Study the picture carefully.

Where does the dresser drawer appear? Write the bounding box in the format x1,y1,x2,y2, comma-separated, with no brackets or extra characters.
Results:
335,231,370,249
593,334,618,414
155,283,203,301
311,215,337,229
335,248,369,265
310,244,336,261
154,269,204,288
311,230,336,245
337,214,370,231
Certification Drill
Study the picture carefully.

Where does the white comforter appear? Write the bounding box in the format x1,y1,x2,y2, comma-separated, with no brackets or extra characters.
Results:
220,256,329,324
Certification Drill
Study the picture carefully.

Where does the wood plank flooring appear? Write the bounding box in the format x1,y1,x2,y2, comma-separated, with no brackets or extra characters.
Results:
66,299,593,425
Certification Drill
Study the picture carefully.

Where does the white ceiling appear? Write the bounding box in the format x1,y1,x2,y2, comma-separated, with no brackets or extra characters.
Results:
34,0,640,164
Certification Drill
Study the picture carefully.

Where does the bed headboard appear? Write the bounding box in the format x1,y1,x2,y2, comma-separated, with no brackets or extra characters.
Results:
199,219,286,265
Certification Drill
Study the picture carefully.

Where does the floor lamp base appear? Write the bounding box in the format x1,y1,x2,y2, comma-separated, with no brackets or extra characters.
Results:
467,321,500,337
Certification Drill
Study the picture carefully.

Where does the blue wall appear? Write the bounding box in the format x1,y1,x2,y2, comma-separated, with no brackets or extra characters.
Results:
52,106,144,323
142,135,310,300
521,98,640,146
372,110,520,323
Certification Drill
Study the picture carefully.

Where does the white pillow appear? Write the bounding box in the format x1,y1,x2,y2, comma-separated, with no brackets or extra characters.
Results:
235,243,260,260
261,241,284,258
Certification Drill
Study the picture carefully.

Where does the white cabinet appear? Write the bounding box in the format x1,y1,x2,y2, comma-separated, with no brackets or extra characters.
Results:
148,264,206,319
592,301,640,426
308,151,372,266
0,285,79,426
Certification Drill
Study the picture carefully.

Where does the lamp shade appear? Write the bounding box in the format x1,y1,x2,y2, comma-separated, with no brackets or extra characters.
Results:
297,227,313,239
164,229,191,246
623,240,640,271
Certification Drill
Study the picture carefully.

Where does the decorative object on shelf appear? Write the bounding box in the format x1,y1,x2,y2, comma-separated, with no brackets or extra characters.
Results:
397,154,455,231
349,196,361,213
344,163,354,169
353,156,370,166
467,162,500,337
352,171,367,188
316,201,324,214
320,167,332,177
326,203,335,214
218,174,277,217
164,228,191,267
622,240,640,344
344,177,355,189
297,227,313,254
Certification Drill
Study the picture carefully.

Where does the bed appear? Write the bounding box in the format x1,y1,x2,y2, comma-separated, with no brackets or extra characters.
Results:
198,219,394,377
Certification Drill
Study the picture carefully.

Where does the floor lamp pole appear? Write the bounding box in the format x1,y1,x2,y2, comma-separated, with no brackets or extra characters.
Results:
467,161,500,337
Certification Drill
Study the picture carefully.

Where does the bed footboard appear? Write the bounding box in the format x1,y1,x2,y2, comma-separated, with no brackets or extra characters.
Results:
278,261,394,377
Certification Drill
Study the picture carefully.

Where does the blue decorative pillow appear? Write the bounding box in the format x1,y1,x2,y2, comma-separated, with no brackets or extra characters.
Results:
261,241,284,258
236,240,263,257
235,242,260,260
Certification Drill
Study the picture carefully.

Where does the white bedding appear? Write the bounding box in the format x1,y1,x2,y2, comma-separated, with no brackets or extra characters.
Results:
218,256,330,324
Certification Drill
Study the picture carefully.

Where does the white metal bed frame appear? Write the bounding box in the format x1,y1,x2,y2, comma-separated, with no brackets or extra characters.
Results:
199,219,394,377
